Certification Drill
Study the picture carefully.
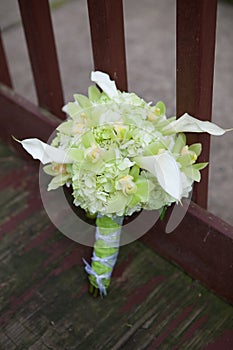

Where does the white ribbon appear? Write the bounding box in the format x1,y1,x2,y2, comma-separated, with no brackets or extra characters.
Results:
92,251,119,268
83,258,111,296
95,226,121,246
83,215,124,296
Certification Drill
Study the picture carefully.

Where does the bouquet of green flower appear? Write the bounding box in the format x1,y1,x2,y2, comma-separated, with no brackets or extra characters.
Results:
18,71,231,296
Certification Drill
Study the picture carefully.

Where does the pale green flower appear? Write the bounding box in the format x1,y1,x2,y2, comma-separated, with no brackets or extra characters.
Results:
84,144,104,163
18,71,232,218
116,175,137,195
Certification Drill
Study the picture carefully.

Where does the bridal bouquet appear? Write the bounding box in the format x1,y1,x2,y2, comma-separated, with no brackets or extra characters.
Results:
18,71,230,296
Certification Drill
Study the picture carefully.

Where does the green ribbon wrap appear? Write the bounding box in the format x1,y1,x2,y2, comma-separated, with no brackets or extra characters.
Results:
83,215,123,296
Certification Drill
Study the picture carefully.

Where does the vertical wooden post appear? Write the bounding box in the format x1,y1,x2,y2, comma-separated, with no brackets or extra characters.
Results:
176,0,217,208
0,30,12,88
18,0,64,119
87,0,127,92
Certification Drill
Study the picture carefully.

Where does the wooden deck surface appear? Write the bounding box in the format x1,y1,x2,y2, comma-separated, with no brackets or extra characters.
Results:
0,139,233,350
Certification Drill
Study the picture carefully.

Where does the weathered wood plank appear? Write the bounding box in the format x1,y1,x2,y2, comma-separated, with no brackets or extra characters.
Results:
18,0,64,119
87,0,127,92
0,140,232,349
177,0,217,208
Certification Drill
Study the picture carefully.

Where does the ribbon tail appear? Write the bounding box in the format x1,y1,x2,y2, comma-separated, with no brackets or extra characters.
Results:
83,258,108,297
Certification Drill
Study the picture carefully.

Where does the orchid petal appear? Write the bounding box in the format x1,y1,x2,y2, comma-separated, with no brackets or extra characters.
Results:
172,133,186,154
134,153,182,200
155,101,166,116
48,174,70,191
73,94,91,108
88,85,101,101
105,193,128,213
62,102,81,118
193,162,208,171
91,71,118,98
163,113,231,135
20,138,72,164
188,143,202,157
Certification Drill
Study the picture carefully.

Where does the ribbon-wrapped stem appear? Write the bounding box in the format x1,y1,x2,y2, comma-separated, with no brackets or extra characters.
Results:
83,215,123,297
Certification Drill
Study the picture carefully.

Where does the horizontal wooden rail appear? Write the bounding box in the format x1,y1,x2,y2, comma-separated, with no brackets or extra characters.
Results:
0,84,59,156
141,201,233,304
87,0,127,92
0,31,12,88
177,0,217,209
18,0,64,119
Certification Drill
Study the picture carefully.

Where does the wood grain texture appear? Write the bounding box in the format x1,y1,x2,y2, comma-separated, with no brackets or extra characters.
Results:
0,140,232,349
177,0,217,208
87,0,127,92
18,0,64,119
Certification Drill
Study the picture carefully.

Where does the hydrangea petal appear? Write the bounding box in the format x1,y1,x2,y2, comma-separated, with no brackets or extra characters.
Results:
91,71,118,98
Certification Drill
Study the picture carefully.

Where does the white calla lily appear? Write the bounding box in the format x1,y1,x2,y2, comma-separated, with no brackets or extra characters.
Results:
91,71,118,98
134,152,182,200
19,138,72,164
163,113,231,135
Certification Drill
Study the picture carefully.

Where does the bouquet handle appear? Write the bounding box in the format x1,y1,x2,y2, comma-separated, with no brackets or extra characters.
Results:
83,215,124,297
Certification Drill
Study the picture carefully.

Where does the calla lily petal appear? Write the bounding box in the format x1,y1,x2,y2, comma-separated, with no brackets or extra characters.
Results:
91,71,118,98
134,153,182,200
20,138,72,164
163,113,231,135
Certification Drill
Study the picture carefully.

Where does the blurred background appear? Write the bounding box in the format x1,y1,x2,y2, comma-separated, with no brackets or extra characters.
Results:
0,0,232,225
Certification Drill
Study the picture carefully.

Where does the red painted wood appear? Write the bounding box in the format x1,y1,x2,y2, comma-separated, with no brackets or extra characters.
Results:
18,0,64,119
0,84,59,154
87,0,127,92
148,306,194,349
0,31,12,87
177,0,217,209
141,201,233,304
205,330,233,350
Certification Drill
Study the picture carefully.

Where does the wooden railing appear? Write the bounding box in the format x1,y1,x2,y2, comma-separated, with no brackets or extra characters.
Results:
18,0,65,119
0,0,232,303
177,0,217,209
87,0,127,92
